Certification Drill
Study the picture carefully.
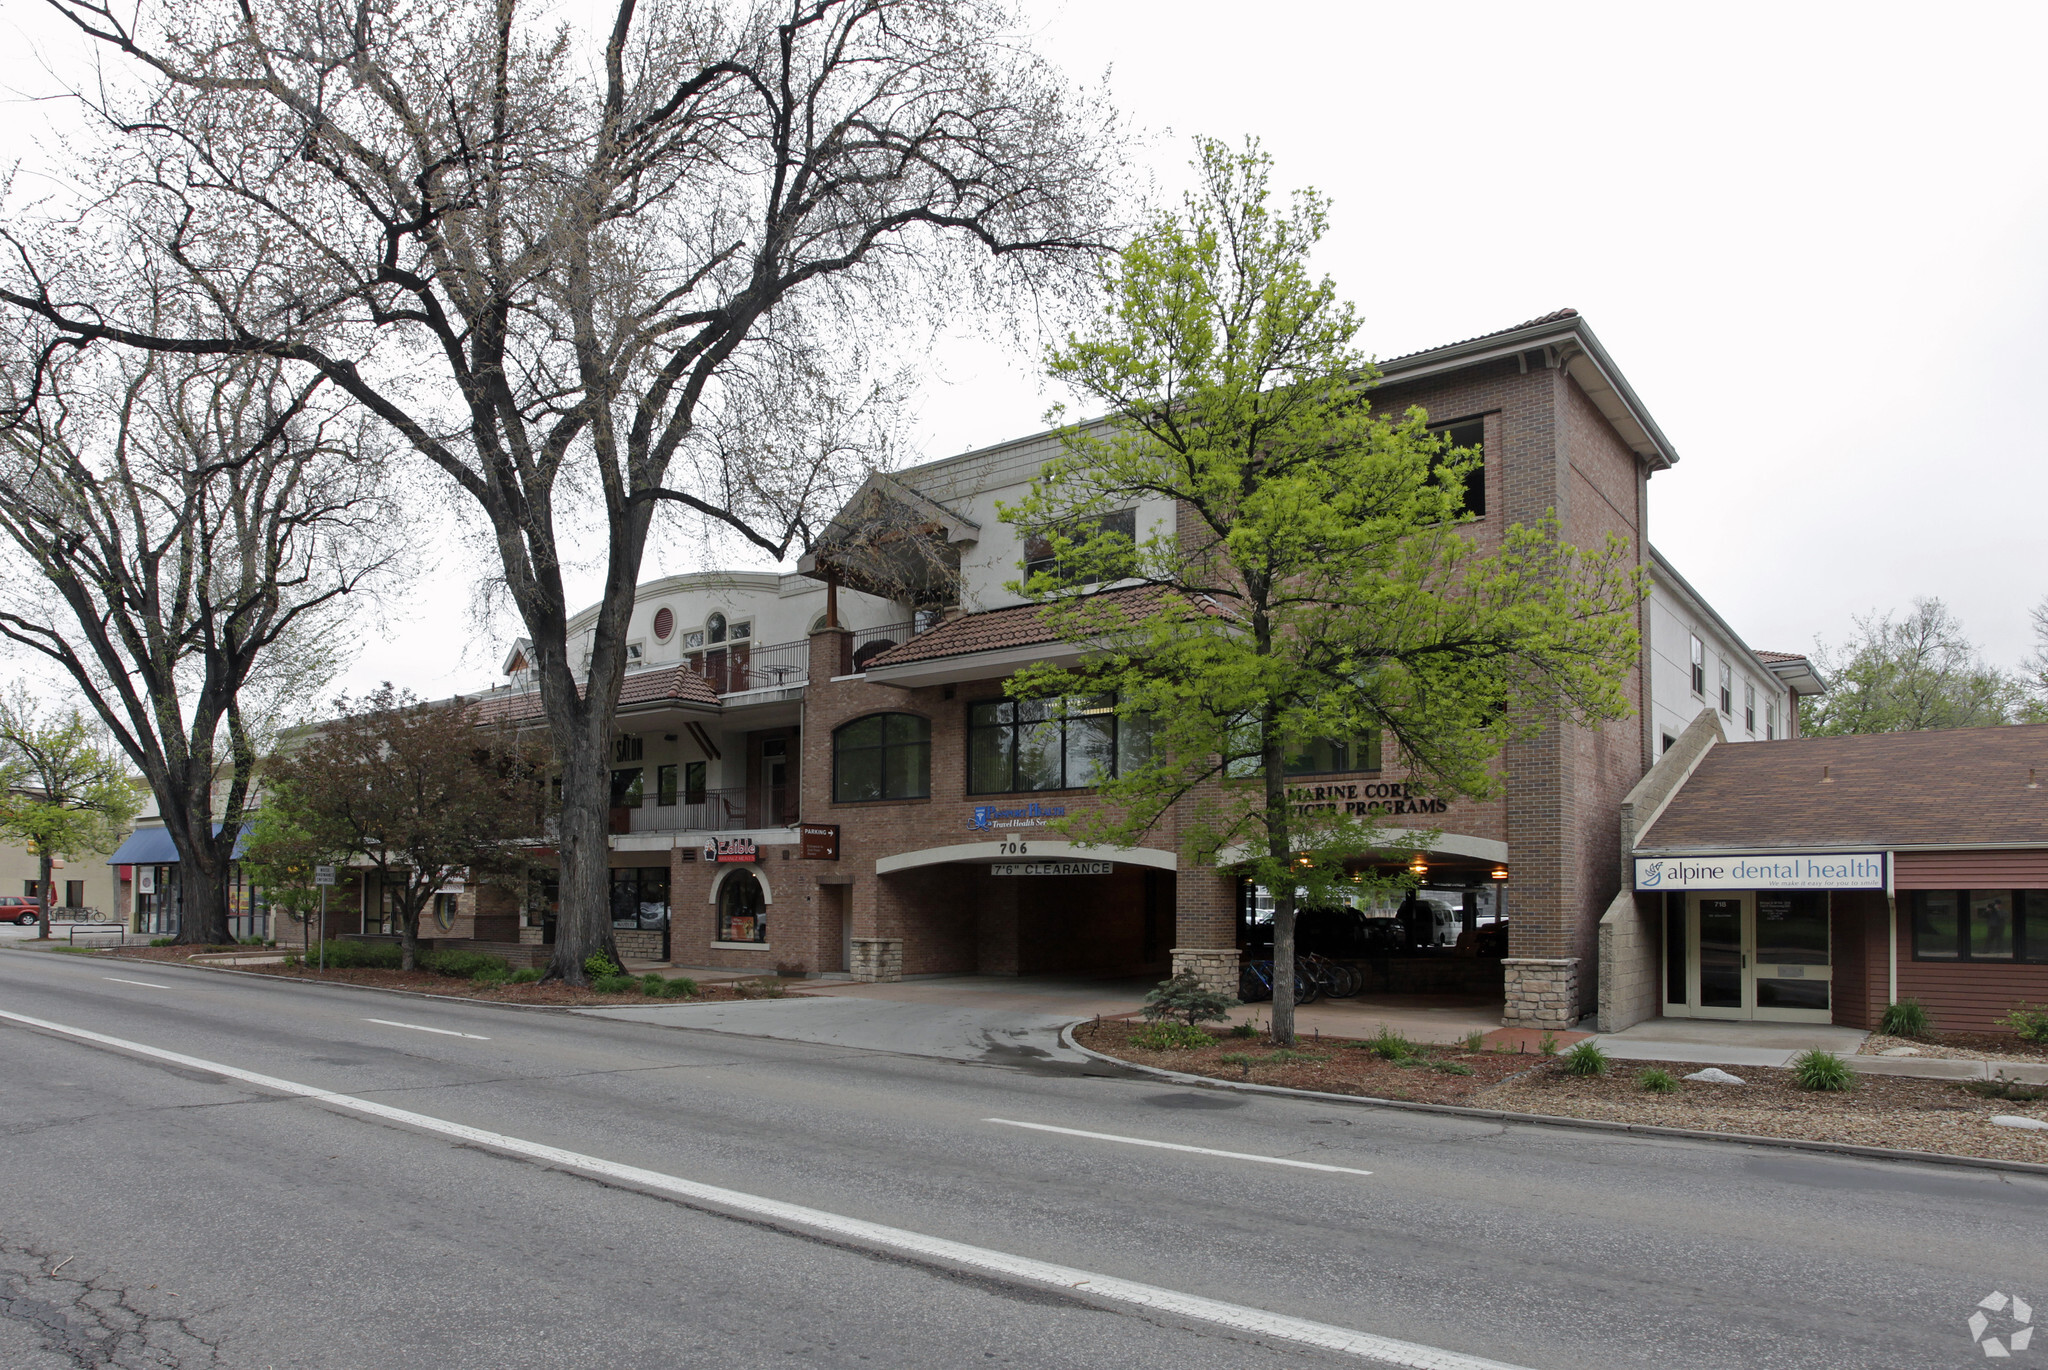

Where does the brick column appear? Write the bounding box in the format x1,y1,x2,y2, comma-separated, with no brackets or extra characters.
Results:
850,937,903,982
1503,957,1581,1029
1171,865,1240,994
809,625,852,681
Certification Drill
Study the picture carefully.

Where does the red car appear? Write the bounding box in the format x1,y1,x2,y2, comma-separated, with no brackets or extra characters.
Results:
0,896,45,925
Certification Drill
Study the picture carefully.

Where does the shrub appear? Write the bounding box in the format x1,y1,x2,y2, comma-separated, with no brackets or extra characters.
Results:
2000,1003,2048,1044
315,940,403,969
1140,973,1238,1027
1638,1067,1679,1094
149,937,174,947
1228,1020,1259,1039
1463,1031,1486,1052
591,973,637,994
1431,1060,1475,1076
1880,998,1932,1038
659,976,699,999
507,967,544,984
583,950,622,980
1218,1051,1255,1072
1791,1049,1855,1092
472,967,510,986
419,949,510,979
1131,1021,1215,1051
735,977,787,999
1538,1031,1560,1057
1561,1041,1608,1077
1363,1026,1418,1061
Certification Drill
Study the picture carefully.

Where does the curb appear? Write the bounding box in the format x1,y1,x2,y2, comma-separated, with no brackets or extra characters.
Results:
1060,1024,2048,1179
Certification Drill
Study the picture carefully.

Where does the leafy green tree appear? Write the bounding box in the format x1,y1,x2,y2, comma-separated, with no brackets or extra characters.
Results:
262,687,547,972
0,692,142,938
1806,598,2020,735
1002,138,1643,1043
239,800,337,936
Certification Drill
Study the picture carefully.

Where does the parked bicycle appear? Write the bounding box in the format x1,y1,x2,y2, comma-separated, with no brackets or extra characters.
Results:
1299,952,1362,999
1236,958,1323,1005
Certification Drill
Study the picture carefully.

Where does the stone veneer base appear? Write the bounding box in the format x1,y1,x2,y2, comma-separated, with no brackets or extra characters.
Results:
1501,956,1581,1030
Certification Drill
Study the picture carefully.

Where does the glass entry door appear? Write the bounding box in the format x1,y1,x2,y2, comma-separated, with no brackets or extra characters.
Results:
1681,891,1832,1022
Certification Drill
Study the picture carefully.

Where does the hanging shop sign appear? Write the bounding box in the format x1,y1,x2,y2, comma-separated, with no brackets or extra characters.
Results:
1633,852,1885,892
799,824,840,860
138,868,155,894
971,801,1067,831
990,861,1114,877
703,837,759,864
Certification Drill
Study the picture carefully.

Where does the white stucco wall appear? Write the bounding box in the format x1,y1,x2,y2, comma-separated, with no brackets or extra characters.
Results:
1647,560,1793,753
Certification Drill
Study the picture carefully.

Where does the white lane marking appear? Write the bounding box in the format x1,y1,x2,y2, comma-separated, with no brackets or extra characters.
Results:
0,1009,1528,1370
364,1018,490,1041
102,977,172,989
985,1117,1373,1176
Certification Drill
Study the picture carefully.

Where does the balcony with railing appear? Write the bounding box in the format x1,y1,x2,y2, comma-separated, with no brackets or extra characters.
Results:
609,785,798,834
682,637,810,695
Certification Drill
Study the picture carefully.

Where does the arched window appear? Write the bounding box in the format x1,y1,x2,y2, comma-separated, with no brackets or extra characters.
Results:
833,713,930,802
706,612,727,643
716,869,766,943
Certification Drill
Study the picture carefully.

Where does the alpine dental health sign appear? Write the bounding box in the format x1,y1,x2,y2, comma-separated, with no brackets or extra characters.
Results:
1633,852,1886,892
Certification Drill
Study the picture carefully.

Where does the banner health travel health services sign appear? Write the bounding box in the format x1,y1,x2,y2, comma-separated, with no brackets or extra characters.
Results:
1633,852,1886,892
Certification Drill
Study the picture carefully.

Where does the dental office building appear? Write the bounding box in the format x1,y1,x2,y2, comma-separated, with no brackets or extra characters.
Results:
416,308,1855,1030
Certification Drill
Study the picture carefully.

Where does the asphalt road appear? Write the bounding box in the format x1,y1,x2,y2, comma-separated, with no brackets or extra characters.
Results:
0,950,2042,1369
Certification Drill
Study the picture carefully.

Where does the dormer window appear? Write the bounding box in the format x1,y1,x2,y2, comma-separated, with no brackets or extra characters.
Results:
626,641,644,664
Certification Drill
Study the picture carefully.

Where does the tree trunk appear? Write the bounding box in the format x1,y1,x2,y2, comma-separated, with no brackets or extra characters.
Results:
548,725,622,984
35,849,52,940
399,905,418,972
1263,725,1297,1046
175,858,230,947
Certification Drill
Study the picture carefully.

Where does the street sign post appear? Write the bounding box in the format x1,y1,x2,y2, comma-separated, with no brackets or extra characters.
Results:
314,866,335,970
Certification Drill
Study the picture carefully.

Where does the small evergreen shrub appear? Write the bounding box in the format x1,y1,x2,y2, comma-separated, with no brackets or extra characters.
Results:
316,940,404,969
659,976,699,999
583,950,622,980
1791,1049,1855,1091
149,937,174,947
1140,973,1238,1027
1561,1041,1608,1077
1880,998,1932,1038
1638,1067,1679,1094
1431,1060,1475,1076
471,967,510,986
1228,1020,1259,1039
419,949,510,979
591,973,637,994
507,967,544,984
639,972,667,996
1131,1021,1214,1051
1539,1031,1560,1057
2000,1003,2048,1043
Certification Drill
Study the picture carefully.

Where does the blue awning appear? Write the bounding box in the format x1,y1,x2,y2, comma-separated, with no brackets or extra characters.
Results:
106,824,248,865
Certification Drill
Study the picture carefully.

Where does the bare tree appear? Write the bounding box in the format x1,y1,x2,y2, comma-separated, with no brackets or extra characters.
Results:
2,0,1123,979
0,349,397,944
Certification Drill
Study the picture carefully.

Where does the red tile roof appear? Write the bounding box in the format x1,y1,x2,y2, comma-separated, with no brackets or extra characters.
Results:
470,664,720,723
1754,649,1808,664
862,585,1202,668
1638,725,2048,851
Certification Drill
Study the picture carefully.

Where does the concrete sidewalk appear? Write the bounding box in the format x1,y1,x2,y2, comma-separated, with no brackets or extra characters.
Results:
575,993,1091,1065
1586,1017,2048,1082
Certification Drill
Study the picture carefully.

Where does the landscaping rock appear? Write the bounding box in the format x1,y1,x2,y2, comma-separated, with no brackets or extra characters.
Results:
1990,1115,2048,1130
1879,1046,1921,1057
1684,1067,1747,1085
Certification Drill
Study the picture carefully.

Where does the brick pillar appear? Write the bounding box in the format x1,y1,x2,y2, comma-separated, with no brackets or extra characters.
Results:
1171,865,1239,995
809,625,852,681
1503,957,1581,1029
850,937,903,982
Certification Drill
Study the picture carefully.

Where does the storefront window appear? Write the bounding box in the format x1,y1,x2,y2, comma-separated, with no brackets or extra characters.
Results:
1911,889,2047,961
610,868,670,930
716,869,767,943
833,713,930,802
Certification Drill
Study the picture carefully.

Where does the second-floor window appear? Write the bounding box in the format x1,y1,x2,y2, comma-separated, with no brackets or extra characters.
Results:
833,713,931,802
1022,509,1137,585
1767,699,1780,740
1689,635,1705,696
1428,418,1486,518
610,767,644,809
969,695,1144,793
1284,735,1383,776
1718,660,1733,715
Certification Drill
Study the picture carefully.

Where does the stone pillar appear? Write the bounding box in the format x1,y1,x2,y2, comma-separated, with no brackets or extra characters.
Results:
1503,957,1581,1029
850,936,903,983
1171,946,1241,996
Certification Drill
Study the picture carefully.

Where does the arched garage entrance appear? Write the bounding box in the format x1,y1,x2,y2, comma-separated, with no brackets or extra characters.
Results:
876,841,1177,979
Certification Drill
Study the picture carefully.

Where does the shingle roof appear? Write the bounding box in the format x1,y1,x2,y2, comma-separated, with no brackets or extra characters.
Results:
1379,309,1579,366
471,664,720,723
862,585,1198,668
1637,725,2048,851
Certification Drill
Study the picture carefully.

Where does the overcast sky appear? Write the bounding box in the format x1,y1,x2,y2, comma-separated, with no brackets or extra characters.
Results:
6,0,2047,702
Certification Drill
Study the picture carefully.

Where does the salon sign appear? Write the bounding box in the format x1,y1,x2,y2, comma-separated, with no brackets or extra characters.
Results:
1633,852,1885,892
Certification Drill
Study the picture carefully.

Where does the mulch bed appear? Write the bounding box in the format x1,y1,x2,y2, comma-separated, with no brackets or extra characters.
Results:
70,946,803,1007
1074,1019,1547,1106
1077,1020,2048,1166
1861,1030,2048,1064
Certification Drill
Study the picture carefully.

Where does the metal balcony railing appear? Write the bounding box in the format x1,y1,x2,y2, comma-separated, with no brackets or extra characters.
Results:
615,786,799,833
848,620,914,672
683,638,809,694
